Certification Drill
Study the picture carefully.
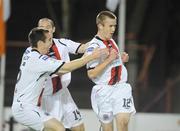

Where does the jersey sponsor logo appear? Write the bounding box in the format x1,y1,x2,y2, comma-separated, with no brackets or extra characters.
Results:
91,42,100,47
86,47,94,52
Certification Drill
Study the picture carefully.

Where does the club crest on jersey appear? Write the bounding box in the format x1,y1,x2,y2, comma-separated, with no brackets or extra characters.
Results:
103,114,109,120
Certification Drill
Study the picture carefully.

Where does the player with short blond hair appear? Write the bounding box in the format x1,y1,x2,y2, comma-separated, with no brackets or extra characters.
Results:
86,11,136,131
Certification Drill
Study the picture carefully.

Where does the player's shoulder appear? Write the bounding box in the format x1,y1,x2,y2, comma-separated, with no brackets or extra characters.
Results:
21,48,48,64
28,48,49,61
54,37,76,46
23,47,37,58
52,38,67,47
86,39,100,53
88,37,101,47
23,47,32,55
21,47,32,61
38,55,50,61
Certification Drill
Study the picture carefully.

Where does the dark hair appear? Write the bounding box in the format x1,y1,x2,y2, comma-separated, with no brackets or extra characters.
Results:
28,27,49,47
96,11,117,25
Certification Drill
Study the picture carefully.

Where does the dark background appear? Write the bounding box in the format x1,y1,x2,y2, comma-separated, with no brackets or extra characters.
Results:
5,0,180,112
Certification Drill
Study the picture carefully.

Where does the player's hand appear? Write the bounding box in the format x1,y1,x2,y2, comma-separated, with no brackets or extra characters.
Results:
108,48,118,61
121,52,129,63
92,48,109,59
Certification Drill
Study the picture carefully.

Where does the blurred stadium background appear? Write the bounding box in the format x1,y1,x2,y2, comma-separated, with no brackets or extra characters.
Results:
0,0,180,131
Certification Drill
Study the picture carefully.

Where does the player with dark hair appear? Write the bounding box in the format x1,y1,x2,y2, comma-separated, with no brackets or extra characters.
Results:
11,27,109,131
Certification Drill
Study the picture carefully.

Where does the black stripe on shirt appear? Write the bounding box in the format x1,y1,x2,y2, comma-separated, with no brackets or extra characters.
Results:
75,44,82,54
32,110,41,117
36,72,47,81
31,49,40,53
87,67,95,70
50,62,65,76
58,40,67,46
95,36,103,42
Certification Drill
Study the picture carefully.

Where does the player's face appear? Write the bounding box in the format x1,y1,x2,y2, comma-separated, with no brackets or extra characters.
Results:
101,17,116,40
38,21,55,38
41,33,53,55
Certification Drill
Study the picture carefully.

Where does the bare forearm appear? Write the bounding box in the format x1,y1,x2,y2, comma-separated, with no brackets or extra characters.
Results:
56,54,94,75
78,43,89,53
88,59,112,79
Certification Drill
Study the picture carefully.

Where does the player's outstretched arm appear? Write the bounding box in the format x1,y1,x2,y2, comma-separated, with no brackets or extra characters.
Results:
77,42,89,54
56,48,109,75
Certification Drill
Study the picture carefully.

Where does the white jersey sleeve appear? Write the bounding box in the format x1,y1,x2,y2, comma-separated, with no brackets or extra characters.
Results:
57,38,81,54
86,42,100,69
25,52,64,75
13,48,65,105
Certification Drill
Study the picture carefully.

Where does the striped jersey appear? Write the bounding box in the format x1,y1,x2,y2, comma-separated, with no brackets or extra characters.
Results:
43,38,81,96
86,36,128,85
13,47,64,105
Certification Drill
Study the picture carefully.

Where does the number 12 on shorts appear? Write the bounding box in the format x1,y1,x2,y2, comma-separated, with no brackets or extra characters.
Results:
122,98,132,109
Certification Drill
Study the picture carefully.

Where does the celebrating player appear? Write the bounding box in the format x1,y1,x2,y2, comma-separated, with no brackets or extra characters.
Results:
11,27,109,131
86,11,136,131
38,18,88,131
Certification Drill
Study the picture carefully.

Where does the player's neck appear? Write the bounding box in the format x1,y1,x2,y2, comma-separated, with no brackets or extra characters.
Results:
96,33,108,41
32,47,44,55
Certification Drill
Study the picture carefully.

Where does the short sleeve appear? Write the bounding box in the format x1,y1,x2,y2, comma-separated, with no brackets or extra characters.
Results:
28,55,64,75
86,42,100,69
58,38,81,54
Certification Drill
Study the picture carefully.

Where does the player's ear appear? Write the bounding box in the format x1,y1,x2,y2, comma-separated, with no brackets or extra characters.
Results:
52,27,55,33
99,23,103,30
36,40,42,48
